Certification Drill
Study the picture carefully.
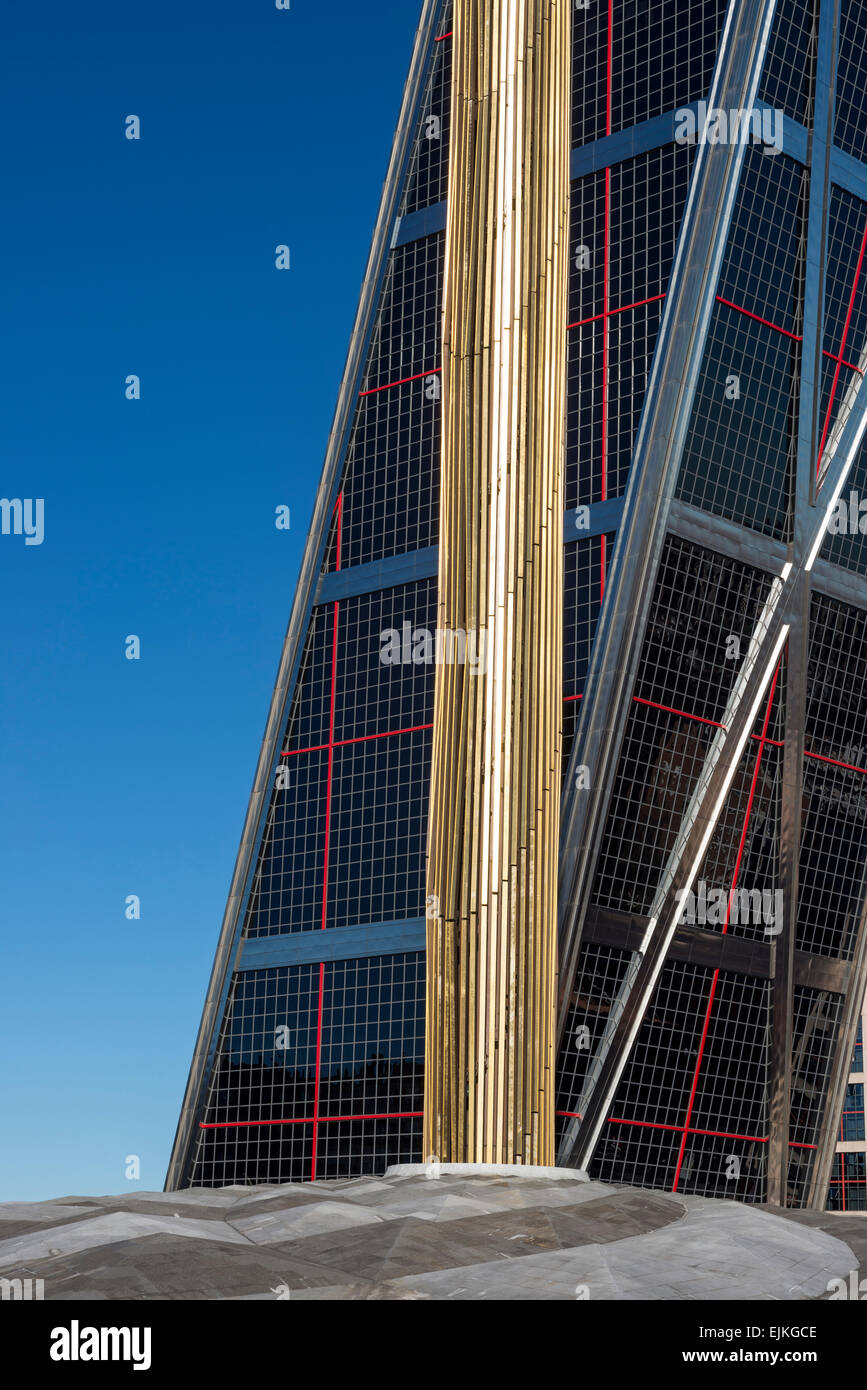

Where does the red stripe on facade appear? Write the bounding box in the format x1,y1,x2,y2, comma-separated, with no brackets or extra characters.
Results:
359,367,440,398
671,662,781,1193
816,216,867,475
715,295,803,342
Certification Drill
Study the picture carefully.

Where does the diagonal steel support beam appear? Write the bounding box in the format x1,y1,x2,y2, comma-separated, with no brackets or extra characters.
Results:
557,0,780,1039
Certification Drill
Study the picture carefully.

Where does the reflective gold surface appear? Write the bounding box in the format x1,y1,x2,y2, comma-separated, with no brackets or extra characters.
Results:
424,0,570,1164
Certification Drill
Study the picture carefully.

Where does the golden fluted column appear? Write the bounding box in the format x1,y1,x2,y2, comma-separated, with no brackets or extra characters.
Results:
423,0,570,1165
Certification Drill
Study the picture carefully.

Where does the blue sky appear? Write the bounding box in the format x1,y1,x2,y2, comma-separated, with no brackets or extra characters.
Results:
0,0,422,1201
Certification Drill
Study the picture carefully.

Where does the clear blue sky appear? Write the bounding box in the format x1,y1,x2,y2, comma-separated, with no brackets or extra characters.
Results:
0,0,423,1201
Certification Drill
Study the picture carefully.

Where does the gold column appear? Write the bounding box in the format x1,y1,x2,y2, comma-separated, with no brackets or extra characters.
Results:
423,0,570,1165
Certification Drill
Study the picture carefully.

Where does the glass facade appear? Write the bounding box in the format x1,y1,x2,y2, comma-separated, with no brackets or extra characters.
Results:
171,0,867,1210
828,1008,867,1211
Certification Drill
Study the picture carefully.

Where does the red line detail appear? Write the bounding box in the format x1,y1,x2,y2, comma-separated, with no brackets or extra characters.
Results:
566,291,666,331
334,723,433,750
804,749,867,775
282,722,434,759
823,349,863,374
434,31,452,41
607,1117,683,1134
605,0,613,138
359,367,440,398
201,1112,423,1131
311,494,343,1180
715,295,802,342
556,1113,809,1148
632,696,726,730
817,216,867,475
671,663,780,1193
310,961,326,1179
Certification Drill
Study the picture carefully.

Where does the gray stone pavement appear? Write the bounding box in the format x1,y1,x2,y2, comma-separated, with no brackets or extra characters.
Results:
0,1169,859,1301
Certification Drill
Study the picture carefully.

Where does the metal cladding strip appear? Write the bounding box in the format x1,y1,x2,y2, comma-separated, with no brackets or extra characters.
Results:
556,0,780,1037
238,919,427,970
312,500,625,606
768,0,835,1210
424,0,570,1166
162,0,445,1192
563,337,867,1173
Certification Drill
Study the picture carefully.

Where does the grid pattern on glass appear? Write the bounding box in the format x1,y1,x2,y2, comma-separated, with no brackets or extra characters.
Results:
828,1150,867,1211
583,961,770,1197
189,1122,313,1188
187,954,425,1187
314,1118,424,1180
606,961,715,1129
693,743,783,943
198,966,320,1128
676,306,797,540
592,704,712,914
796,592,867,959
820,437,867,575
840,1081,865,1141
592,539,774,914
633,536,773,725
556,942,633,1115
797,758,867,960
609,145,694,310
326,727,431,929
686,971,770,1141
336,379,441,570
565,300,668,509
588,1119,684,1192
758,0,817,126
570,1,727,148
246,749,327,937
565,146,693,511
361,238,444,394
716,149,807,339
676,1133,768,1202
855,1019,864,1073
563,534,609,699
566,320,604,508
823,188,867,366
835,0,867,164
284,606,334,754
605,299,667,500
610,1,727,137
319,954,424,1118
570,0,608,147
568,171,606,325
333,581,436,743
400,12,453,217
805,591,867,769
790,986,843,1149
